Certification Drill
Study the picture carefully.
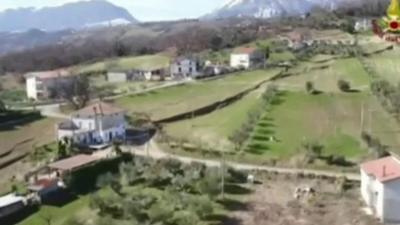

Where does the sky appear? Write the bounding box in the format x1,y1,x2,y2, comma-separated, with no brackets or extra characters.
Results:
0,0,228,21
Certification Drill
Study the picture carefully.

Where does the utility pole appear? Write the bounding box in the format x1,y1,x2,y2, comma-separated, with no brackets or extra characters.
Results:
360,102,365,134
221,148,225,200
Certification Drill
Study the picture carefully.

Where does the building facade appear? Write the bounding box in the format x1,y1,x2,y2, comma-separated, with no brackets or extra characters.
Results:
25,69,73,101
170,57,201,78
57,102,127,146
230,47,266,69
361,156,400,223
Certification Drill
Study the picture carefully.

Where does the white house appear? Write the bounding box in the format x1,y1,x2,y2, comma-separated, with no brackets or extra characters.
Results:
25,69,73,101
57,102,127,146
355,18,372,32
230,47,266,69
360,156,400,223
170,57,201,78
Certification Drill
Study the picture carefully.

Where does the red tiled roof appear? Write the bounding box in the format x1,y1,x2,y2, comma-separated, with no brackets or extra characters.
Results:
72,102,125,117
233,47,258,54
25,69,72,80
361,156,400,183
48,154,99,171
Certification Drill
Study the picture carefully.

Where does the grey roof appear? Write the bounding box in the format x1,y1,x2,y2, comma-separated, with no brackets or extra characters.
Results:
58,120,79,130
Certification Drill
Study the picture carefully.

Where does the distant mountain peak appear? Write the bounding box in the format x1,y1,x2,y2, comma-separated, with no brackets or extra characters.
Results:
204,0,363,19
0,0,138,32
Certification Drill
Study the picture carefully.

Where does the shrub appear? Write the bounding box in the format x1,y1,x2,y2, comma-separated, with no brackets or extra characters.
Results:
338,79,351,92
305,81,315,94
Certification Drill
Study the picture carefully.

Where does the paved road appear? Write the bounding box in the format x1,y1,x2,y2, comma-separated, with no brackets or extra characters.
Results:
122,141,361,181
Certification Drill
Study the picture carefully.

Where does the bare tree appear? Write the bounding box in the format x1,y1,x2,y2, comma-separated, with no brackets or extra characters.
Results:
60,75,90,109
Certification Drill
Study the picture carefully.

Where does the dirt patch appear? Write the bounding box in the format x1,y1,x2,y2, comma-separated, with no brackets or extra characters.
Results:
228,175,378,225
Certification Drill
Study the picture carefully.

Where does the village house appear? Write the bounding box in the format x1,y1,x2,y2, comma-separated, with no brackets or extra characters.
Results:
230,47,266,69
106,70,129,83
170,56,201,78
360,156,400,223
25,69,73,101
280,30,312,50
355,18,372,32
0,194,27,219
57,102,127,147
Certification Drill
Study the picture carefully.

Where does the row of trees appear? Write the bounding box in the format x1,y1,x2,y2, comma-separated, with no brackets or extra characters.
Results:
65,157,247,225
371,80,400,120
229,85,279,152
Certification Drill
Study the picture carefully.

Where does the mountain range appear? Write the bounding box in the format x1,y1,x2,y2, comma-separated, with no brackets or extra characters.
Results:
204,0,364,19
0,0,138,32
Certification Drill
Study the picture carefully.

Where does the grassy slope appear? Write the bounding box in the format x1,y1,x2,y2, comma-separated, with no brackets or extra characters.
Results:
114,69,280,121
78,54,170,73
276,57,370,92
0,118,59,153
247,91,367,159
164,88,263,146
18,195,92,225
364,48,400,82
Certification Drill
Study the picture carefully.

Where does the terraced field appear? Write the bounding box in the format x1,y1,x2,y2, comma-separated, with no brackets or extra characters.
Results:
77,54,171,73
114,69,281,121
275,57,370,92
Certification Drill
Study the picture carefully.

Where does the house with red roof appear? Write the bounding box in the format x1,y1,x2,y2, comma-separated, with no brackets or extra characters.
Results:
57,102,127,146
25,69,74,101
230,47,266,69
360,156,400,223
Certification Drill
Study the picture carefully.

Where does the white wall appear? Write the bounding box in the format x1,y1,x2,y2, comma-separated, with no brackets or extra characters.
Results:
230,54,250,69
361,169,386,222
26,77,38,100
107,72,127,83
383,179,400,223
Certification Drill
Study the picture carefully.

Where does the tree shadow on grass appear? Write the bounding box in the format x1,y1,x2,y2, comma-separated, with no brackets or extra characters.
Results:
0,113,43,131
217,198,250,211
246,143,269,155
224,184,252,195
257,120,275,128
206,214,243,225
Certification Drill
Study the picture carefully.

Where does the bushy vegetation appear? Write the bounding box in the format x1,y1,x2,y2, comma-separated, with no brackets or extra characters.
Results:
371,80,400,121
68,156,249,225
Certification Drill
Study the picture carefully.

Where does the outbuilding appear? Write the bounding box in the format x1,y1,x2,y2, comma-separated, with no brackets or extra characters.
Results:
360,156,400,223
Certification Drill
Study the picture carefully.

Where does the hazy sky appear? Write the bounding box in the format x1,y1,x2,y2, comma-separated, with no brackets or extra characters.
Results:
0,0,228,21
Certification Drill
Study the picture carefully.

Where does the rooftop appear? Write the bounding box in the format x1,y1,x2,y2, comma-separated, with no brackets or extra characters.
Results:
232,47,258,54
48,154,99,171
361,156,400,183
0,194,25,208
72,102,125,117
25,69,72,80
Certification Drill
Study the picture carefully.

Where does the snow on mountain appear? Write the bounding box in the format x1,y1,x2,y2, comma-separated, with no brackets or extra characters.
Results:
204,0,360,19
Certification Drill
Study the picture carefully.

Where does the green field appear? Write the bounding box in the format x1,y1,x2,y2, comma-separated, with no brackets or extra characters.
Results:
364,48,400,82
164,87,264,147
77,54,170,73
276,58,370,92
164,89,400,165
114,69,280,121
18,195,93,225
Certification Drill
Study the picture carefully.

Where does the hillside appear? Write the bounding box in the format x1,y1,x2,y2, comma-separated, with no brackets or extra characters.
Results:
0,0,138,32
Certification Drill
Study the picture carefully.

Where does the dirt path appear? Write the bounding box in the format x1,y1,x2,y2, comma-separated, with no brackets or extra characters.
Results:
122,141,361,181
